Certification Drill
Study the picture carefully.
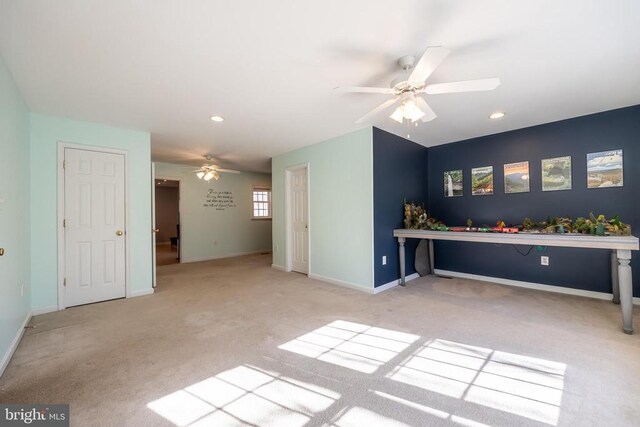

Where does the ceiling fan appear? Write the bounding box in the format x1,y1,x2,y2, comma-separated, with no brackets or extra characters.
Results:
336,46,500,124
193,155,241,182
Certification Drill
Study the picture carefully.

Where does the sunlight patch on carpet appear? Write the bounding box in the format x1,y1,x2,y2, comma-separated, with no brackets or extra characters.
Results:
387,338,565,425
278,320,420,373
147,364,340,426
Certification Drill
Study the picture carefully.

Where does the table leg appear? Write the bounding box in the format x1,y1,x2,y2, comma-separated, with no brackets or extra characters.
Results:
617,249,633,334
428,239,435,275
399,237,406,286
611,250,620,304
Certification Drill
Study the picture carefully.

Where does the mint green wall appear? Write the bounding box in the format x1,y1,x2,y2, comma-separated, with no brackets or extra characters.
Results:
0,57,31,370
30,114,152,310
272,128,374,289
154,162,272,262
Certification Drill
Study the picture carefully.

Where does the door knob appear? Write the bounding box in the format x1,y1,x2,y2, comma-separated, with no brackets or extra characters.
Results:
153,228,160,233
116,230,124,236
0,248,4,256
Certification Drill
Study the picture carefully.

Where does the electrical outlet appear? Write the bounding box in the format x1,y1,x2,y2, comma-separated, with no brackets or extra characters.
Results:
382,256,387,265
541,256,549,266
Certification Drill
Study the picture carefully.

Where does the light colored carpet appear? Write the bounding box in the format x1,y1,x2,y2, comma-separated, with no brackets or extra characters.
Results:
1,253,639,427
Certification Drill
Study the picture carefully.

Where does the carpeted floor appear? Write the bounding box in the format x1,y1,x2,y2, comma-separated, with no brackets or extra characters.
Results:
1,253,639,426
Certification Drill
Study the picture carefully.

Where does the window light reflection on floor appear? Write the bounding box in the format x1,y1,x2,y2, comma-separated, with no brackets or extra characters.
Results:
371,390,491,427
387,338,566,425
148,321,567,427
277,320,420,373
147,364,340,427
331,406,411,427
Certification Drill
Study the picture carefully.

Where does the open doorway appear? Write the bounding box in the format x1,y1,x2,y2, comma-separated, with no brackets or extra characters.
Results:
154,179,180,266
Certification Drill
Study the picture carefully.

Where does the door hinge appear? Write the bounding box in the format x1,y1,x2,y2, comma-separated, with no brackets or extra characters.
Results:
63,219,66,228
63,160,66,169
63,278,66,287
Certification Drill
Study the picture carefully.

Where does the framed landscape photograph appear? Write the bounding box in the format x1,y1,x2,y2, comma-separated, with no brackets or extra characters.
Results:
471,166,494,195
542,156,572,191
444,170,463,197
587,149,623,188
504,161,530,194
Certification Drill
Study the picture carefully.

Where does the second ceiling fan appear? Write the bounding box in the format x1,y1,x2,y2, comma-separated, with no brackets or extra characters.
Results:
194,155,241,182
336,46,500,124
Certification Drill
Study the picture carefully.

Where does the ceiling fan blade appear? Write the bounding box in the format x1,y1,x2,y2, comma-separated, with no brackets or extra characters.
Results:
415,96,437,122
217,168,241,174
355,98,399,124
408,46,450,85
335,86,394,94
424,78,501,95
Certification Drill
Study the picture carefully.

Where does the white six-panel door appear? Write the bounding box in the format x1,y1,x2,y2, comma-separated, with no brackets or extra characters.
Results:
64,148,126,307
290,167,309,274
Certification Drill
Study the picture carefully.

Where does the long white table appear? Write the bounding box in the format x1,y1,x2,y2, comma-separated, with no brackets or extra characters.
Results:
394,229,639,334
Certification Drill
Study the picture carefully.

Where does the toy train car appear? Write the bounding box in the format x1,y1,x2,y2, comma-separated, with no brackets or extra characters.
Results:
495,227,519,233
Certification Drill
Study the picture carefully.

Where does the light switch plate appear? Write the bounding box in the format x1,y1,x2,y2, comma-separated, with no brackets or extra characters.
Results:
541,256,549,266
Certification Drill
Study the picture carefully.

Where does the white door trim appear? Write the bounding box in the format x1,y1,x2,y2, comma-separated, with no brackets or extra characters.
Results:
57,142,131,310
153,173,183,268
151,163,156,287
284,163,310,273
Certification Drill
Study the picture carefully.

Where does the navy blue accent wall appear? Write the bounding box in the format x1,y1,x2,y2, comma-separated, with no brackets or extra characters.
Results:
428,105,640,296
373,127,429,287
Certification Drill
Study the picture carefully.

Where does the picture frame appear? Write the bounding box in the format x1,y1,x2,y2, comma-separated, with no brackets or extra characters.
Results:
587,149,623,188
444,170,463,197
471,166,494,195
541,156,572,191
504,161,530,194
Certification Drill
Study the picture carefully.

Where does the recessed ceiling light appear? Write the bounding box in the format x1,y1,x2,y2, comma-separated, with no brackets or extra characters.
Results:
210,115,224,122
489,112,505,119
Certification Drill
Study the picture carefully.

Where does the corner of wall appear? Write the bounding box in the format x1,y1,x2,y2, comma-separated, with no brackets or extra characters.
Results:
272,128,376,289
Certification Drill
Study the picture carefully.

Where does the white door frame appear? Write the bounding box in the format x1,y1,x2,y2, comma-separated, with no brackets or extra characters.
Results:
284,163,310,273
153,173,183,269
56,142,131,310
151,163,157,287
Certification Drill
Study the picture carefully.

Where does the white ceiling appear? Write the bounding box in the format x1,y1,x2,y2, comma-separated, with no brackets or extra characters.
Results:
2,1,640,173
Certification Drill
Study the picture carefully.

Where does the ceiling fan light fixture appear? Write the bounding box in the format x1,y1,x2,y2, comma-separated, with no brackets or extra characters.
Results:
390,96,426,123
212,171,220,181
203,171,214,181
403,100,425,122
196,171,205,179
390,107,404,123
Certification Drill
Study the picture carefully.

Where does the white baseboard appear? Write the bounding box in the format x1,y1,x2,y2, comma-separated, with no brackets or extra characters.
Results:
1,311,31,379
183,250,272,263
32,305,58,316
271,264,286,271
130,288,155,298
435,269,640,305
373,273,420,294
308,273,372,293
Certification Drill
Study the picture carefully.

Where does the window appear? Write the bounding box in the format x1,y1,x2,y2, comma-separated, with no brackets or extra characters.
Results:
252,188,271,219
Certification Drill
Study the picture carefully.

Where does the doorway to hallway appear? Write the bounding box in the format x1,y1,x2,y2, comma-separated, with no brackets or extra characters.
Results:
154,179,180,266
